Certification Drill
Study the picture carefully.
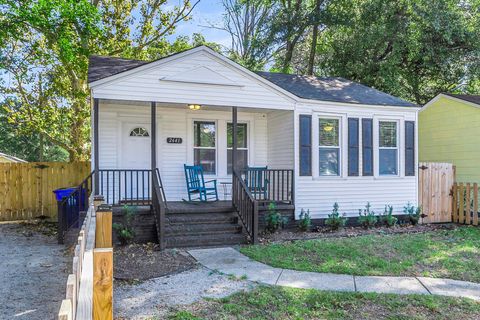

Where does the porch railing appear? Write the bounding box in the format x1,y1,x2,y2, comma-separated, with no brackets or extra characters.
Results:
152,168,167,249
241,168,294,205
232,170,259,244
57,171,94,244
98,169,151,205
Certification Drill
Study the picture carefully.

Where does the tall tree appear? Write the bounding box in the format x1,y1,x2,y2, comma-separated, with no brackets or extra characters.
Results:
316,0,480,104
0,0,200,161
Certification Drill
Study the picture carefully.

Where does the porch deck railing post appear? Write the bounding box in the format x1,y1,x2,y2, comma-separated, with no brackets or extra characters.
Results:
94,98,100,194
253,201,259,244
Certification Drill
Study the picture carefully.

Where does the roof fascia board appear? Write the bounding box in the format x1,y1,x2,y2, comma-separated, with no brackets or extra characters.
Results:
297,98,420,112
420,93,480,112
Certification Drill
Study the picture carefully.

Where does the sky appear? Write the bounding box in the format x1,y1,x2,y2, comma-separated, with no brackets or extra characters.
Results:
167,0,231,48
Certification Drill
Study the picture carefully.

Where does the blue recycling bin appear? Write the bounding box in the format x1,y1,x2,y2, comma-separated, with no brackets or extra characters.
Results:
54,187,87,229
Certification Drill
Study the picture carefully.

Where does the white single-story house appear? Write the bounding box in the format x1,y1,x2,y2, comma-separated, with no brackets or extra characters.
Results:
88,45,419,225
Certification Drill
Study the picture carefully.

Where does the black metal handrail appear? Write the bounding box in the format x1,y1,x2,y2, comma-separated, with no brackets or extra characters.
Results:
152,168,167,249
232,170,258,244
97,169,152,205
57,171,94,244
240,168,294,205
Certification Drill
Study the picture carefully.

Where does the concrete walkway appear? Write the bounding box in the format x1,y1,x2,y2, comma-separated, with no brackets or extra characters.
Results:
188,247,480,301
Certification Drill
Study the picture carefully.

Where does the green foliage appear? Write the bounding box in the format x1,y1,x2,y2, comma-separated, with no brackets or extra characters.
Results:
113,205,136,245
404,202,422,225
297,209,311,232
325,202,347,230
264,202,287,233
358,202,377,229
381,205,398,227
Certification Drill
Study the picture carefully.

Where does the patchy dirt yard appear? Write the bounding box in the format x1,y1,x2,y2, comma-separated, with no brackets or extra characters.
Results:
114,243,197,281
0,222,68,320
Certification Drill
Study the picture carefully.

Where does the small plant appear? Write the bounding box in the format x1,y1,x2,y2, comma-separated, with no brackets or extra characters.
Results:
404,202,422,225
113,205,136,245
298,209,312,232
358,202,377,229
264,202,287,233
382,205,398,227
325,202,348,230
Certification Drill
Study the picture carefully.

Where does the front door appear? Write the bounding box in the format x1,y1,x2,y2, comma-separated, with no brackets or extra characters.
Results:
121,123,152,201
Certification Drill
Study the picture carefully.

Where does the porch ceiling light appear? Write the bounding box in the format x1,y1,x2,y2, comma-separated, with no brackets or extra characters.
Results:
188,104,201,110
323,125,334,132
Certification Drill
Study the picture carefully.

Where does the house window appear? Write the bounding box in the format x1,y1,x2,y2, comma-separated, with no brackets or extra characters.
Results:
194,121,216,174
319,118,340,176
379,121,398,175
227,123,248,174
129,127,149,137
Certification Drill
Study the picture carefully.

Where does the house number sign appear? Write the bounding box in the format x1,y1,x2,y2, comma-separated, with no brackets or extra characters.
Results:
167,137,183,144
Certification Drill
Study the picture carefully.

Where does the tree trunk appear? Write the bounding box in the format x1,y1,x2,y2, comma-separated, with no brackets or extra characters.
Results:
39,133,44,162
282,41,294,73
307,25,318,75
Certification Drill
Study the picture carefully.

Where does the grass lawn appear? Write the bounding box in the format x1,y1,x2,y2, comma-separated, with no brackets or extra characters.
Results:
240,226,480,282
169,286,480,320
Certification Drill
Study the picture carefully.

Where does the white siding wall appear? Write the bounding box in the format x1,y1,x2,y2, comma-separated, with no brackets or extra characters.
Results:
267,111,294,169
294,102,418,219
93,51,293,110
98,101,269,201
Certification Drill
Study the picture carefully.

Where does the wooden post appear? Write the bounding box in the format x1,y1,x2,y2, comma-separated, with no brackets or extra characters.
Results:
93,195,105,212
232,106,238,175
93,248,113,320
474,183,478,226
466,183,471,225
452,183,458,223
95,204,112,248
459,183,465,224
58,299,73,320
94,98,100,195
66,274,77,320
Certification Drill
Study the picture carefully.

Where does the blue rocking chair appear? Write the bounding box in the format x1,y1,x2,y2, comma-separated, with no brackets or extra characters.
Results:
244,166,269,200
184,164,219,202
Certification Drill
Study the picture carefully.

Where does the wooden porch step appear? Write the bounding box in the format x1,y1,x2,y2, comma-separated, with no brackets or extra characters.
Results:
167,212,238,225
165,233,248,248
165,223,242,235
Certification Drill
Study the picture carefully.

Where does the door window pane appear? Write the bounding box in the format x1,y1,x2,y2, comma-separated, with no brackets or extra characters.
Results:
194,121,216,174
319,148,339,176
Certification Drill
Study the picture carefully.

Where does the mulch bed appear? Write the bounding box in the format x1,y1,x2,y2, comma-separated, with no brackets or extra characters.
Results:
114,243,198,281
260,223,458,244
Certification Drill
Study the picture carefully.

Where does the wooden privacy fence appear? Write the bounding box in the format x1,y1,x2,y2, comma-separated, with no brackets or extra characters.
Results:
418,162,455,223
452,182,479,226
0,162,90,221
58,196,114,320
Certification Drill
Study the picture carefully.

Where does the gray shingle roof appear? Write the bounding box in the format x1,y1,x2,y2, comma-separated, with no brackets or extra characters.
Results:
256,72,417,107
88,55,147,83
88,54,417,107
444,93,480,106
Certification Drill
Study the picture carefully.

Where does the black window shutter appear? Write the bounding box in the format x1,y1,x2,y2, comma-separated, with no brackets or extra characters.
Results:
362,118,373,176
405,121,415,176
299,115,312,176
348,118,359,176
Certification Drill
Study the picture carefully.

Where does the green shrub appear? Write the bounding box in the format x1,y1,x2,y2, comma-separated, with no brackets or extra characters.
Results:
113,205,136,245
298,209,312,232
325,202,347,230
264,202,287,233
358,202,377,229
404,202,422,225
382,205,397,227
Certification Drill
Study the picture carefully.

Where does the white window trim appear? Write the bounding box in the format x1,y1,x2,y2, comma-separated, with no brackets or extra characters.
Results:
192,120,218,176
186,111,256,178
374,117,403,178
227,122,249,175
312,113,347,179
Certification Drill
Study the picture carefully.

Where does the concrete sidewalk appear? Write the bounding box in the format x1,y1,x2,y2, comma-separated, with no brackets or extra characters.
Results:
188,247,480,301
